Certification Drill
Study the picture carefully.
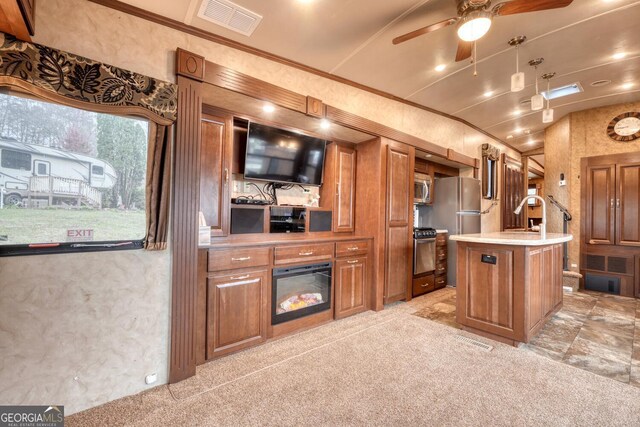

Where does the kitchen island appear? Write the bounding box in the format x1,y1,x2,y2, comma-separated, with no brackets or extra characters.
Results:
450,232,573,346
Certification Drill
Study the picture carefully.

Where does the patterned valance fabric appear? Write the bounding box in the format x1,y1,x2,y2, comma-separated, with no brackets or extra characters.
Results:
0,33,177,123
481,143,501,161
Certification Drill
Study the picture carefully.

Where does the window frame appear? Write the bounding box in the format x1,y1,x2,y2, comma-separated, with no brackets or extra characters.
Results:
1,149,32,171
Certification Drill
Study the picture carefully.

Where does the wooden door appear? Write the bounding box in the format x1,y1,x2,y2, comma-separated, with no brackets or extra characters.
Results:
200,111,232,237
206,269,268,359
335,257,367,319
502,157,525,229
585,164,615,245
385,143,412,303
616,163,640,246
334,145,356,232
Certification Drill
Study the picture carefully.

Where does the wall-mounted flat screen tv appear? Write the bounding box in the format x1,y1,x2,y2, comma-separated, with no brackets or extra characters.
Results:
244,122,327,186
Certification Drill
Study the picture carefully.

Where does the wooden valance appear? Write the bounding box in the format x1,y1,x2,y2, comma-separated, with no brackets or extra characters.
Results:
0,32,177,124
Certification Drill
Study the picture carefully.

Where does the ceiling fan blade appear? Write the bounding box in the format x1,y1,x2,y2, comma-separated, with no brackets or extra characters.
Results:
493,0,573,16
455,41,473,62
392,17,458,45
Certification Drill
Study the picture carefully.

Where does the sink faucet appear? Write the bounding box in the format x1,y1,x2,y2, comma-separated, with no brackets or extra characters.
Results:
514,196,546,240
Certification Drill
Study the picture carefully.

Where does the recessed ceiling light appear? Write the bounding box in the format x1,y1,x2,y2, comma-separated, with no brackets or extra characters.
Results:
621,82,635,90
263,103,275,113
591,79,612,87
483,91,494,98
513,110,522,116
506,135,514,140
320,119,331,130
514,127,523,134
612,52,627,60
524,129,531,135
435,64,446,72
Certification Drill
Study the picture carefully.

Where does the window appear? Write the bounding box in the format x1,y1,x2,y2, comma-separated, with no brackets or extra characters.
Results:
1,149,31,170
0,92,150,255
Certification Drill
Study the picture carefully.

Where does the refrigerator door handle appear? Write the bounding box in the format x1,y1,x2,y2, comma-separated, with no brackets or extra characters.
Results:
456,211,481,216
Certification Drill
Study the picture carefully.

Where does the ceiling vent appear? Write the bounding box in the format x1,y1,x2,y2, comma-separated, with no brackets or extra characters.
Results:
591,79,612,87
197,0,262,36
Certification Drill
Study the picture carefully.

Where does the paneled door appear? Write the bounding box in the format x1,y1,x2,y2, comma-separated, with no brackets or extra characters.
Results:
585,164,615,245
384,142,413,303
334,145,356,232
335,257,367,319
616,162,640,246
502,157,525,230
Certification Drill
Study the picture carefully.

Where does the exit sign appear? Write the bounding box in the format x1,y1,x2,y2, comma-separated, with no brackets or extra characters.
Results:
66,229,94,242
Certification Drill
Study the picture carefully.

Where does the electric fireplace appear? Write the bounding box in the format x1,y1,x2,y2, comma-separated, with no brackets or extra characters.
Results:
271,262,332,325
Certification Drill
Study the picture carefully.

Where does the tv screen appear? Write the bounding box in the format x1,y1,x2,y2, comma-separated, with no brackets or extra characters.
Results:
244,122,327,186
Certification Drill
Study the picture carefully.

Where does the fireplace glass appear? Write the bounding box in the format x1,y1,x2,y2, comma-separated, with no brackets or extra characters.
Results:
272,262,332,325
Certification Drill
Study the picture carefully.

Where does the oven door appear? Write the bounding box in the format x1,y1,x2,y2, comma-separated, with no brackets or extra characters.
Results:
414,238,436,275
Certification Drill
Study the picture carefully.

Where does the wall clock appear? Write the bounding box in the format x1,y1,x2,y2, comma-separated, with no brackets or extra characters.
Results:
607,112,640,142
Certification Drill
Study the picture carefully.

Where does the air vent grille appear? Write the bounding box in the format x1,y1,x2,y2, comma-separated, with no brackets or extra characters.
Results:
586,254,605,271
197,0,262,36
608,257,628,274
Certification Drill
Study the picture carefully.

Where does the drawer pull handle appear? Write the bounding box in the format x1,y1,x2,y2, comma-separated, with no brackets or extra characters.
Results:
230,274,250,280
347,260,359,264
231,257,251,262
299,251,314,256
438,267,445,271
347,247,359,251
421,283,430,288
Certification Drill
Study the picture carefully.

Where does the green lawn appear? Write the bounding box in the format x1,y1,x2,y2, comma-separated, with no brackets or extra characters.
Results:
0,208,146,245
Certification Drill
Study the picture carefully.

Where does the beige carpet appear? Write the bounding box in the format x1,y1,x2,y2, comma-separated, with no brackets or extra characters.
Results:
69,301,640,426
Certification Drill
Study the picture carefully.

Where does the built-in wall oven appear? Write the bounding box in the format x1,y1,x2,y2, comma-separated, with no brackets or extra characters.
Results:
413,227,437,275
414,172,433,205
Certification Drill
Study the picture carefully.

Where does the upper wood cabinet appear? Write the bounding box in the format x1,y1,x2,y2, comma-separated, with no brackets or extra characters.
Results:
585,162,640,247
0,0,35,41
200,109,233,237
320,143,356,233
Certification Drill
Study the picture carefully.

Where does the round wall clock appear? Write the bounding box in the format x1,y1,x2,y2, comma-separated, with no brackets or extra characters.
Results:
607,112,640,142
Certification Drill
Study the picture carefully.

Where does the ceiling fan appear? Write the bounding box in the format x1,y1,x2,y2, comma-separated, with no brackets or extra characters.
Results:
392,0,574,62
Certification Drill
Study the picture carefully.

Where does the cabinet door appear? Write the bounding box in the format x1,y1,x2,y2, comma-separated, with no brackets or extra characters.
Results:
206,270,267,359
335,257,367,319
200,111,232,237
387,145,410,226
334,146,356,232
616,163,640,246
586,164,616,245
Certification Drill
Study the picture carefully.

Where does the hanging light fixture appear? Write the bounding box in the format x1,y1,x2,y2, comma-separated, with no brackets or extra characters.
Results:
457,10,493,42
542,72,556,123
508,36,526,92
529,58,544,111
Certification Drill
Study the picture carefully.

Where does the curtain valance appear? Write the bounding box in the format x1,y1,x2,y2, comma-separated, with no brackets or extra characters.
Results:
0,33,177,124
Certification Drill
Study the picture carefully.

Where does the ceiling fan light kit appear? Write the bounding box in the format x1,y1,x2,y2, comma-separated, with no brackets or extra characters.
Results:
457,10,492,42
508,36,527,92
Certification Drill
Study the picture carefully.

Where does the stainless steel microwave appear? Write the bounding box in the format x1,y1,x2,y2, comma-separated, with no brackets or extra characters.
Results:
414,172,433,205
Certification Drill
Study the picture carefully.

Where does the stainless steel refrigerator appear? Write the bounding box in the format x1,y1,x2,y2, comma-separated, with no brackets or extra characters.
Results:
432,177,481,286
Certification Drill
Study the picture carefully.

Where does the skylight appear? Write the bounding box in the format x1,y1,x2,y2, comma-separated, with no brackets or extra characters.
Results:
542,83,583,100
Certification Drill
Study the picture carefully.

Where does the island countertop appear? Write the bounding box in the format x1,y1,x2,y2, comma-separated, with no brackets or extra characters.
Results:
450,232,573,246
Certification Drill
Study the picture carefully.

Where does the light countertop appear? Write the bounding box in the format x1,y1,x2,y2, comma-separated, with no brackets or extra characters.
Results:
436,229,448,234
449,232,573,246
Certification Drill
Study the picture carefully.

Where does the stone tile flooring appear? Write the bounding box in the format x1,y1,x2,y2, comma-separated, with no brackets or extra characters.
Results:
411,287,640,388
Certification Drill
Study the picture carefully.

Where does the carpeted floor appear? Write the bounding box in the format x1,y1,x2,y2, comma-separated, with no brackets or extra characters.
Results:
68,295,640,426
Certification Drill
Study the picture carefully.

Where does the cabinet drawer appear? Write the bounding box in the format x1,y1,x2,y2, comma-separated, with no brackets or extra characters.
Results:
436,233,447,246
412,274,435,297
436,247,447,260
208,247,270,272
336,240,369,257
435,260,447,276
434,275,447,289
274,243,334,265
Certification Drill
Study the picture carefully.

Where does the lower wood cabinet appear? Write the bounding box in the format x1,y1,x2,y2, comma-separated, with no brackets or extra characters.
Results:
206,269,268,359
335,256,367,319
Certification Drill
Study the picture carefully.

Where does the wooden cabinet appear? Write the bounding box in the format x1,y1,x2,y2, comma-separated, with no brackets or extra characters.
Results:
200,109,233,237
206,269,268,359
0,0,35,41
435,232,448,288
585,164,616,245
502,155,525,230
616,163,640,247
384,142,414,304
335,256,367,319
273,242,334,265
320,143,356,232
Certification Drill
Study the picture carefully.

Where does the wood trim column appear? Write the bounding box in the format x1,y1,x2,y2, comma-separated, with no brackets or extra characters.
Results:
170,50,204,383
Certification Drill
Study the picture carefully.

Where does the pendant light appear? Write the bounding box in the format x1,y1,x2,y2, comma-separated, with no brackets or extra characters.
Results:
529,58,544,111
542,72,556,123
508,35,526,92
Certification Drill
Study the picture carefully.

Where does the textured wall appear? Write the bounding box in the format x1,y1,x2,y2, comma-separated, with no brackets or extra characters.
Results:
0,0,523,415
545,101,640,271
0,250,171,414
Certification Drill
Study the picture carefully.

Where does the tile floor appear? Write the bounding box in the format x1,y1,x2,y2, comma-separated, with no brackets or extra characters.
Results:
412,287,640,388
